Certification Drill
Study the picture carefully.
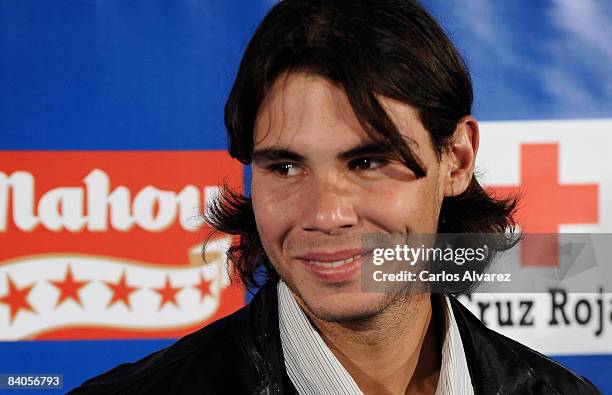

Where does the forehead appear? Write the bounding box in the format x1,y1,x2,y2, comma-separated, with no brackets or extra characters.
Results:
253,72,433,156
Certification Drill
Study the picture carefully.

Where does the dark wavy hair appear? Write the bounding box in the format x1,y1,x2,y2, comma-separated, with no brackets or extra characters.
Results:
206,0,519,290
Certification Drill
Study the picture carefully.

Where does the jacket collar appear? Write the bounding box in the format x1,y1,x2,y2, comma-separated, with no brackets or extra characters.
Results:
239,280,293,394
241,281,562,395
448,296,564,394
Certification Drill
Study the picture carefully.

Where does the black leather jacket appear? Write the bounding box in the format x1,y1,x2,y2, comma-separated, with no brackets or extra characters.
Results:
69,280,600,394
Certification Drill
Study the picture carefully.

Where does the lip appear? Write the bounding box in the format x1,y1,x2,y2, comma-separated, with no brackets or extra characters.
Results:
294,249,372,283
295,249,364,262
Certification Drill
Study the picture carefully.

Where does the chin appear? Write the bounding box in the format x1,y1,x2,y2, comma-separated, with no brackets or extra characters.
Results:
300,290,393,323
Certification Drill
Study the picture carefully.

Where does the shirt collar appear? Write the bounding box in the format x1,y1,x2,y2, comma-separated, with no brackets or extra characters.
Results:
277,280,474,395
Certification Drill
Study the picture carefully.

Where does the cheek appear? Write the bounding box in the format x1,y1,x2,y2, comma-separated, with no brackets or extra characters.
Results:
359,178,441,232
251,175,298,249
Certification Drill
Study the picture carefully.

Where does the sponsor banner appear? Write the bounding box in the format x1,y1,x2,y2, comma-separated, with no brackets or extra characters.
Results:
0,238,232,340
458,292,612,355
0,151,244,340
476,119,610,234
464,119,612,355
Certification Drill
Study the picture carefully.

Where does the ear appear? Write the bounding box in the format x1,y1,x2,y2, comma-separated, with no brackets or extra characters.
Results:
443,116,479,197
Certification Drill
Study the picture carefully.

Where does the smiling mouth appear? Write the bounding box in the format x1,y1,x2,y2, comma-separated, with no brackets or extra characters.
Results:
306,254,360,268
295,250,371,283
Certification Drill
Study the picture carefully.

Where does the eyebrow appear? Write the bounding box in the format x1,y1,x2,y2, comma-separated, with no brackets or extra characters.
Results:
252,148,305,163
252,142,396,164
337,142,396,161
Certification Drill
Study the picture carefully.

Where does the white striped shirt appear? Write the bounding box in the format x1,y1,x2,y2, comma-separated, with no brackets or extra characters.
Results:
278,281,474,395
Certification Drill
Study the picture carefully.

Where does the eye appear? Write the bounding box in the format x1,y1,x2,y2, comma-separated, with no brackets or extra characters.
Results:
268,163,303,177
348,157,388,171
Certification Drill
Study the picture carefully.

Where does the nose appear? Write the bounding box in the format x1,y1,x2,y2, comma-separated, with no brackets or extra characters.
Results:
300,178,358,235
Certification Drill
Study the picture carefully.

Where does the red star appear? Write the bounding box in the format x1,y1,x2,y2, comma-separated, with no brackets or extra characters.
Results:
0,275,36,324
193,272,212,303
49,265,89,308
104,271,138,310
153,276,181,310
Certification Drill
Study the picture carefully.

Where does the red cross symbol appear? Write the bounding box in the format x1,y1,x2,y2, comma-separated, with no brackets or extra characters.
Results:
488,143,598,266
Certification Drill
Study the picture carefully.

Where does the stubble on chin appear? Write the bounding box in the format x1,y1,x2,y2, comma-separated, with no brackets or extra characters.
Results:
285,279,426,333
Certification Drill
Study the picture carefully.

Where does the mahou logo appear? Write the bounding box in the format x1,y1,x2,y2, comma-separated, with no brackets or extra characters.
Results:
0,151,244,340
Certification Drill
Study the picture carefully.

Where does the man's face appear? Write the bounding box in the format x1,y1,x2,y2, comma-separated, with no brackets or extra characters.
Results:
251,73,454,322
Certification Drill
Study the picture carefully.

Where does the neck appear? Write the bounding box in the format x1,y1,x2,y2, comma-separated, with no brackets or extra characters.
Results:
305,294,442,395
